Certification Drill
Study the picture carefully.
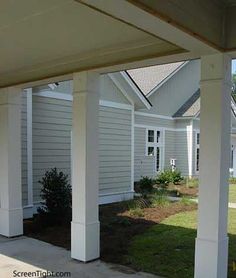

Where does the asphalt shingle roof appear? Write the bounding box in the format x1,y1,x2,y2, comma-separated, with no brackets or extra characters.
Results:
173,89,200,118
127,62,184,95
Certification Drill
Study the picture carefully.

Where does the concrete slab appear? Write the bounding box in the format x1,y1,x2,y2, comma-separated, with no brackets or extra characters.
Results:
0,236,161,278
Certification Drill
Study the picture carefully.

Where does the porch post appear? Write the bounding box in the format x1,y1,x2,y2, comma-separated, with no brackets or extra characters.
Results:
194,54,231,278
71,71,100,262
233,147,236,177
0,87,23,237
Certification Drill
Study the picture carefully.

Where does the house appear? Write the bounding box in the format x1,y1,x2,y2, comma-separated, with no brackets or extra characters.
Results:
2,2,236,276
21,59,236,219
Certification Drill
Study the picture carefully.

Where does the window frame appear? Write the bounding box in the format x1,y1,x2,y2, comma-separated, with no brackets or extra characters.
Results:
195,131,200,174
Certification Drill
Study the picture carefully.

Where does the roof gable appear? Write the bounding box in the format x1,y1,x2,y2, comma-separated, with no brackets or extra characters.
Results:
127,62,185,95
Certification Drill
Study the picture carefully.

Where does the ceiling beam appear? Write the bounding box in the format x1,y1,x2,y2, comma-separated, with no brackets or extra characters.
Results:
78,0,220,56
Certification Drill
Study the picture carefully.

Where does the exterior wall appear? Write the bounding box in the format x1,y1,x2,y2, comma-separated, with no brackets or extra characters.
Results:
137,60,200,117
134,127,155,181
175,131,189,176
134,115,194,180
135,113,174,128
24,76,133,209
32,95,72,203
21,91,28,206
164,130,176,169
99,105,132,195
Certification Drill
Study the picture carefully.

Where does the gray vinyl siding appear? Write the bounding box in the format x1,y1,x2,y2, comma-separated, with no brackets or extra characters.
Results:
21,92,28,206
99,106,132,194
164,130,176,169
32,96,72,202
134,127,155,181
175,131,189,176
32,95,132,202
135,114,174,128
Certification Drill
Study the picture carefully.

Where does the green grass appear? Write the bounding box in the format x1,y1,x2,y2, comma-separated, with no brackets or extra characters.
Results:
125,209,236,278
229,184,236,203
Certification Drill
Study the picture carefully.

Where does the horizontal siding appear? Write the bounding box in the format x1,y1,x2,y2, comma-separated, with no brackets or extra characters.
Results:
164,130,176,169
175,131,189,176
135,114,174,128
21,92,28,206
99,106,131,194
32,97,132,201
32,96,72,202
134,127,155,181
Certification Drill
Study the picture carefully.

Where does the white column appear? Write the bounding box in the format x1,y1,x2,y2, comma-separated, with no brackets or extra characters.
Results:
0,87,23,237
194,54,231,278
233,147,236,177
71,71,100,262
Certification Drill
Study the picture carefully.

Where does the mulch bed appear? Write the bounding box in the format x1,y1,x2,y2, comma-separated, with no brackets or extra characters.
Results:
24,201,197,266
167,184,198,198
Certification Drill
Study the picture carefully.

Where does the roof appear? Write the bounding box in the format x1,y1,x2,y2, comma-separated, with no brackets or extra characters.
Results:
173,89,200,118
127,62,185,95
173,89,236,119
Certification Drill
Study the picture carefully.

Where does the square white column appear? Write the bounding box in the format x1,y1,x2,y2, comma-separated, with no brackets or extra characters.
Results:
194,54,231,278
0,87,23,237
71,71,100,262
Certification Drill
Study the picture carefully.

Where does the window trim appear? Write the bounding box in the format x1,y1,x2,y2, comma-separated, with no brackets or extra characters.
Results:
195,131,200,174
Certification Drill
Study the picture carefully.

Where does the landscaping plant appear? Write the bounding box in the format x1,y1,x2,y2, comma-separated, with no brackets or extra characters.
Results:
138,176,154,196
37,168,72,225
156,168,183,186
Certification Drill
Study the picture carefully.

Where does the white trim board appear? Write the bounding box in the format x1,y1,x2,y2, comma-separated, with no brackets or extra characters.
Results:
134,124,186,132
135,111,173,120
120,71,152,110
26,88,33,208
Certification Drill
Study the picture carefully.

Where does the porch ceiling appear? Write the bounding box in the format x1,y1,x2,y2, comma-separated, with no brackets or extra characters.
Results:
0,0,184,88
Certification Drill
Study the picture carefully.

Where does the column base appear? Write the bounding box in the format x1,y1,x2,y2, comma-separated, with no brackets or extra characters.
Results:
194,237,229,278
0,208,23,237
71,221,100,262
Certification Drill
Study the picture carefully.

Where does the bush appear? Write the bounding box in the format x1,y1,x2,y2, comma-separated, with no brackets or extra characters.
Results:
156,169,183,186
37,168,72,225
138,176,154,195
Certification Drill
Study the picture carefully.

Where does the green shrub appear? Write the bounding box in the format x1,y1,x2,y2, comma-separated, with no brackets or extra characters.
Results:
37,168,72,225
171,169,184,184
156,168,183,186
138,176,154,195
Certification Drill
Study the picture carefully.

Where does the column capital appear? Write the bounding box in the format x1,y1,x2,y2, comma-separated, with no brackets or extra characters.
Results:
0,87,22,105
200,53,231,83
73,71,100,95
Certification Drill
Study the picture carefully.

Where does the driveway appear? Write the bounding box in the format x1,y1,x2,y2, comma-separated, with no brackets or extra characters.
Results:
0,236,160,278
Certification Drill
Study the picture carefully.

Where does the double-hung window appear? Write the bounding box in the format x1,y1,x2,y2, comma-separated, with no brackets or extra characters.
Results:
196,132,200,173
146,129,163,172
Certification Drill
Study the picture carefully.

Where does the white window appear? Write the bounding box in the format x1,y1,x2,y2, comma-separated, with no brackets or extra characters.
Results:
195,132,200,173
146,128,163,172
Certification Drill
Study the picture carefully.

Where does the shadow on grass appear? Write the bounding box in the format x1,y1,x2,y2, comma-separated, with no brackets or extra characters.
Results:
124,222,236,278
24,203,235,278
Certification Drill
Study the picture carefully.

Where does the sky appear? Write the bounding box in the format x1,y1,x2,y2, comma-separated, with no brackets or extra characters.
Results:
232,60,236,74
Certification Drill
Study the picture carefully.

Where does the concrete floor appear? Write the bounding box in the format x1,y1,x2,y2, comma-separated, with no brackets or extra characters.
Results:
0,236,160,278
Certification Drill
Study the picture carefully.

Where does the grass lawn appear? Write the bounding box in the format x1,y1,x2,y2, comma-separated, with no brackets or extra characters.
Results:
229,184,236,203
126,208,236,278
